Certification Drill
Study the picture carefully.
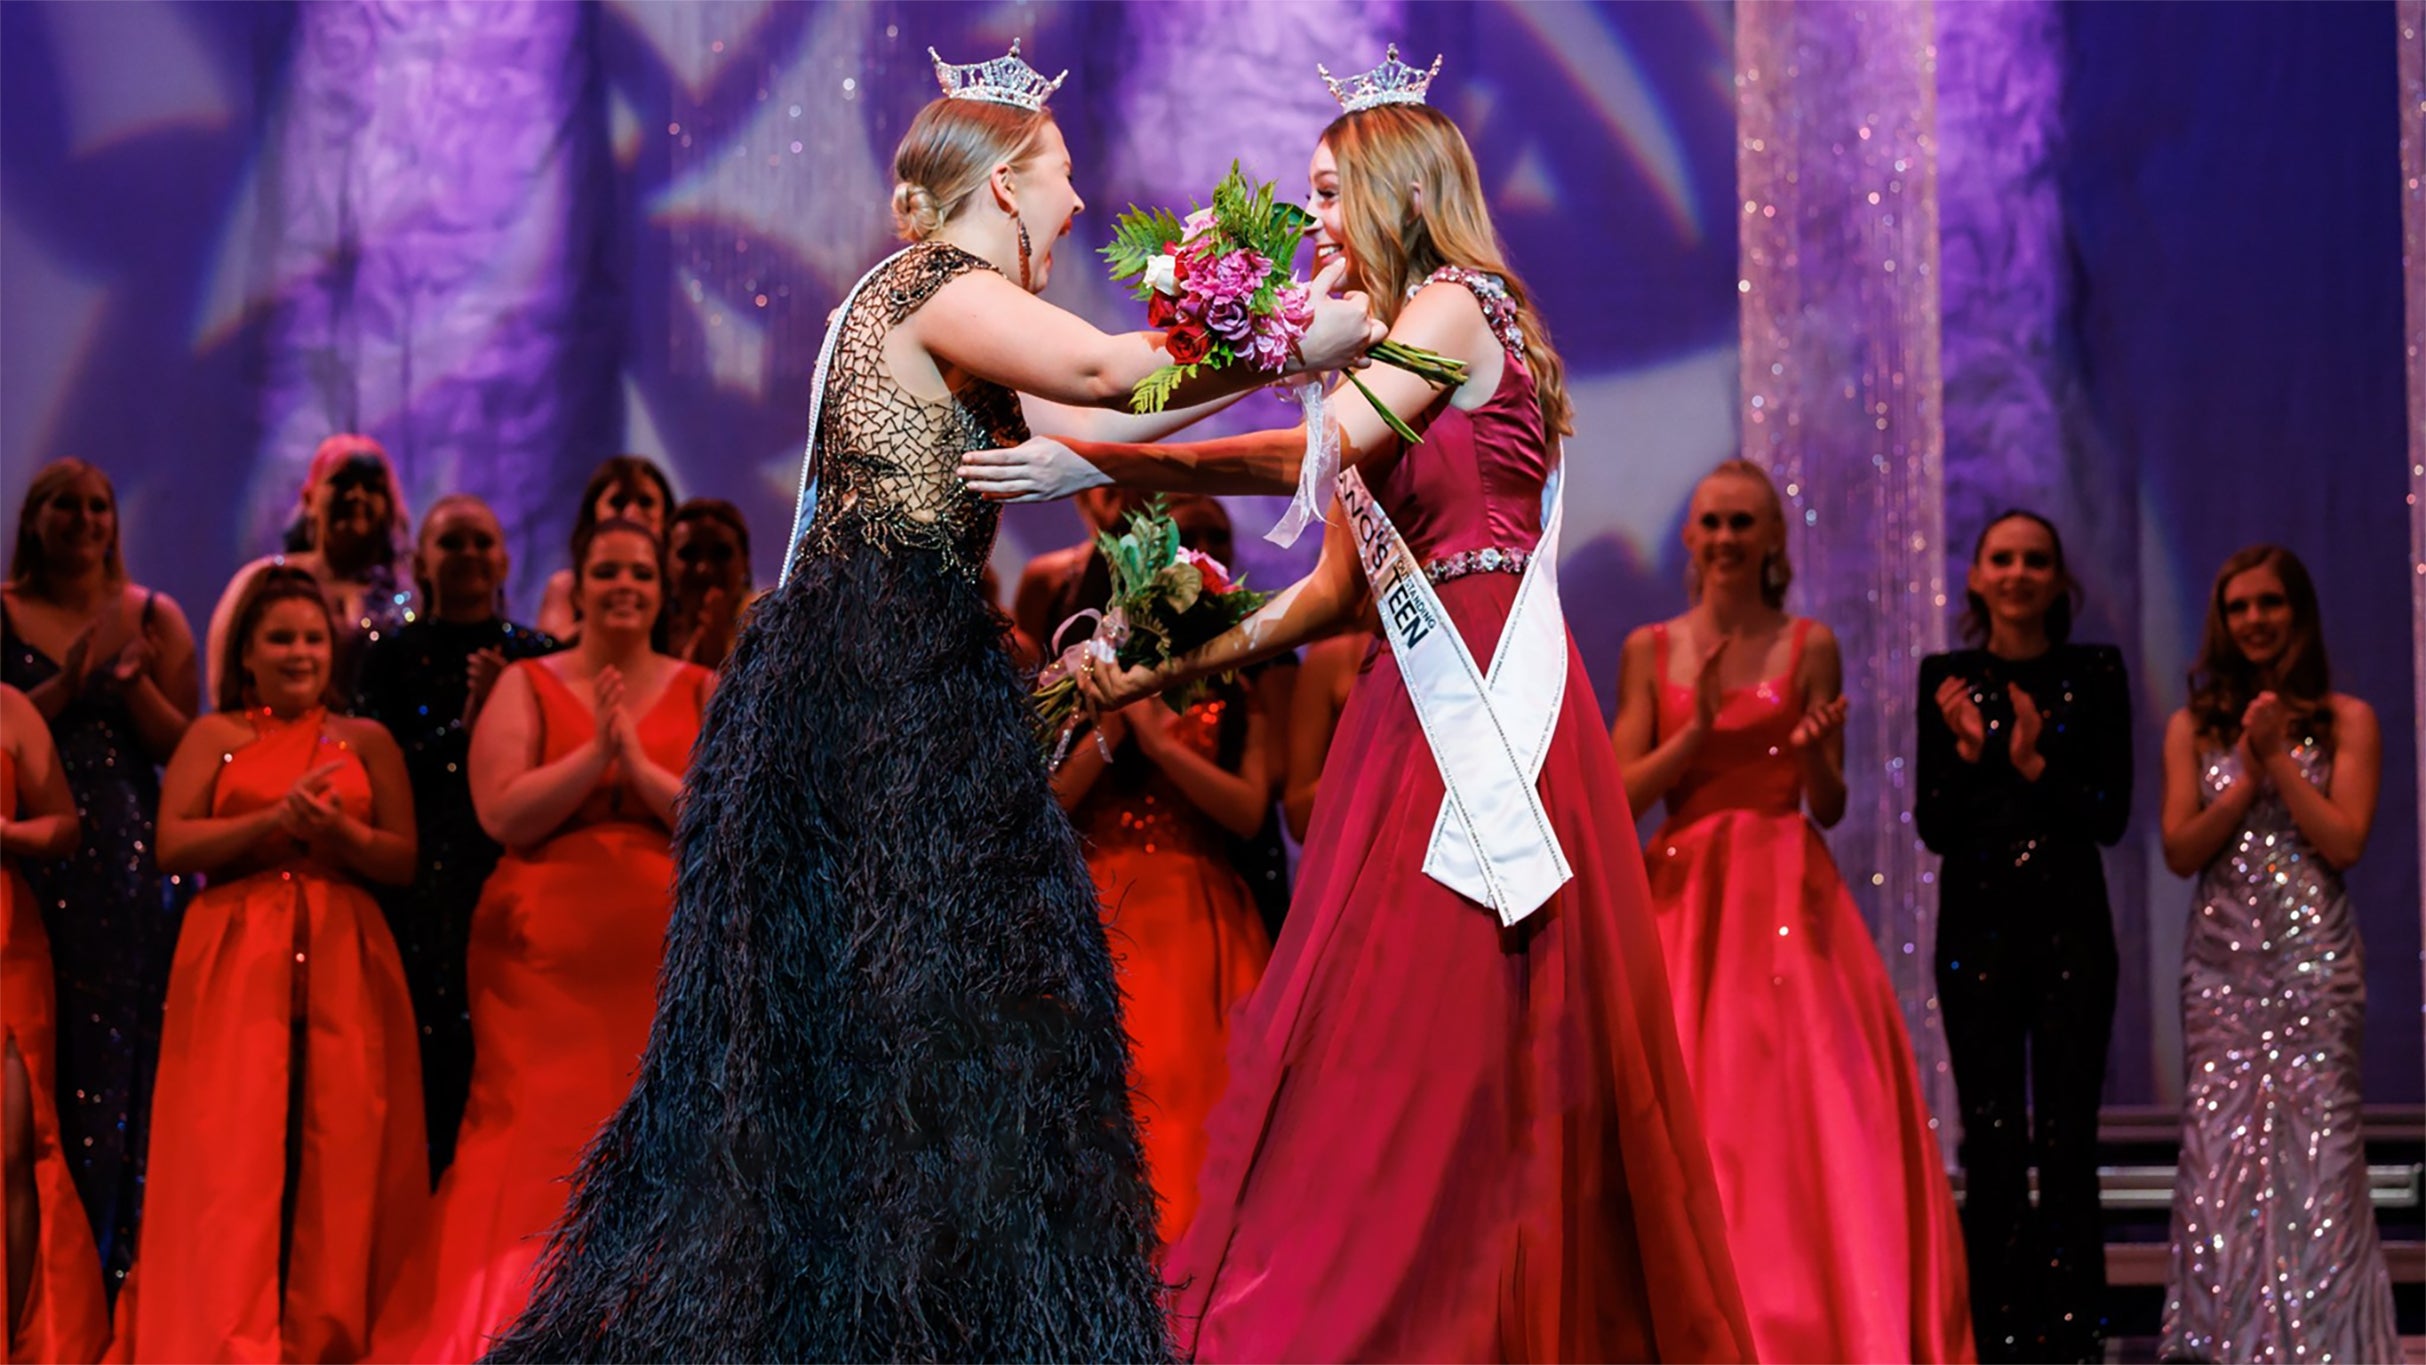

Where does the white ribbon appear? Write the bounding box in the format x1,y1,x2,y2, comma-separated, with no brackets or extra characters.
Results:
1265,379,1339,549
1335,449,1571,925
780,248,913,587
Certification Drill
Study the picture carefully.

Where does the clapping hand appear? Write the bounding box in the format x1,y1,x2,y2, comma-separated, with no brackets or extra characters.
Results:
464,648,508,725
2242,690,2291,762
592,667,632,763
58,621,100,695
1934,674,1985,763
2007,683,2046,780
105,629,155,689
277,760,348,849
1789,695,1849,751
1688,638,1729,739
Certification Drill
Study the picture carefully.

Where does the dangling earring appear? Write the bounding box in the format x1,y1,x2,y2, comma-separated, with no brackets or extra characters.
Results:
1013,215,1034,292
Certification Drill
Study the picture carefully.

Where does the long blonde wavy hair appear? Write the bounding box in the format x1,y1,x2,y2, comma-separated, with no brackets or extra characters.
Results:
1321,103,1573,439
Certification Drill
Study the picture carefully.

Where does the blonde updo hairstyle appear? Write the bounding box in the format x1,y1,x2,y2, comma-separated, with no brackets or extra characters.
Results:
890,97,1055,242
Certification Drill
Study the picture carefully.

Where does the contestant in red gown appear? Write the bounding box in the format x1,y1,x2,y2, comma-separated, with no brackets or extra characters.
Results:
1029,85,1753,1362
1611,460,1973,1364
373,519,709,1362
121,567,424,1363
2,683,107,1364
1055,687,1273,1247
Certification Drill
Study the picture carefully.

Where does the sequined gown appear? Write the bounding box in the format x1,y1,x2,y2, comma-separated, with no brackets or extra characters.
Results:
355,616,559,1178
2160,739,2398,1363
484,240,1168,1363
0,600,183,1295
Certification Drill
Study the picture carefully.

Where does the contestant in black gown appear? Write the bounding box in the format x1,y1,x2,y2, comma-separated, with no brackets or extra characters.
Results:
484,47,1377,1361
355,493,558,1178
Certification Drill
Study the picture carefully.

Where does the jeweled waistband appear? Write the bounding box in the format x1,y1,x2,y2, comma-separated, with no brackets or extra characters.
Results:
1421,546,1532,585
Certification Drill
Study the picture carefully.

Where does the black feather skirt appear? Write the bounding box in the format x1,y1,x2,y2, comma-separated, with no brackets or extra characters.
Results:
481,539,1171,1363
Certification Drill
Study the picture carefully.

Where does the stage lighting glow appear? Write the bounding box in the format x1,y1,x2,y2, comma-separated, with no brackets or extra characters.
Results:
1561,343,1742,570
606,0,777,101
1498,0,1703,244
681,271,771,399
0,212,110,487
650,3,890,297
52,0,235,159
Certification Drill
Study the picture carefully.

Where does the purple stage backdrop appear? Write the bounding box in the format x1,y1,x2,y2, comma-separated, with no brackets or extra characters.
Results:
1,1,2414,1104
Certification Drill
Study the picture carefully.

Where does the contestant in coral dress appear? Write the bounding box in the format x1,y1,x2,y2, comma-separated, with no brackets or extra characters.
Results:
2,683,107,1364
1054,687,1272,1247
121,567,424,1363
1611,460,1972,1364
1030,89,1753,1360
373,519,709,1362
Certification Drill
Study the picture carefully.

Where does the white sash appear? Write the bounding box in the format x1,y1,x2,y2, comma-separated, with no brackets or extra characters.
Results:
1337,449,1572,926
779,248,913,587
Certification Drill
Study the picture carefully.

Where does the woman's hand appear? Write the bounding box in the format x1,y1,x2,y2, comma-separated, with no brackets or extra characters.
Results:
57,621,99,696
464,648,507,725
276,760,346,842
1289,257,1385,376
1124,700,1180,761
1076,649,1167,713
1789,694,1849,751
592,667,628,760
1934,674,1985,763
958,434,1106,504
1689,638,1729,739
105,629,157,689
2007,683,2046,780
2243,690,2291,760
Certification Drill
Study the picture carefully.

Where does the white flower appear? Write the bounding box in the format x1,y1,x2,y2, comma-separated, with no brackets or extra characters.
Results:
1141,252,1179,297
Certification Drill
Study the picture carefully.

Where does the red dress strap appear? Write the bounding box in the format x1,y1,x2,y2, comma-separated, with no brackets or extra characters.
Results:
1783,618,1816,701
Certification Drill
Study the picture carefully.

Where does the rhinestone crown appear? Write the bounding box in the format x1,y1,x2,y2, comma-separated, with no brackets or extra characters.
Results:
1319,44,1443,113
929,38,1066,112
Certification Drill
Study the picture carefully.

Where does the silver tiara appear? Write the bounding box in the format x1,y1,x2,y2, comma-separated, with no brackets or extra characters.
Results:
930,38,1066,112
1319,43,1442,113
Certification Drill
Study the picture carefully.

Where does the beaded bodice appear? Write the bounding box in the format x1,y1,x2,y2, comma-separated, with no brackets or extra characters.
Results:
800,241,1026,581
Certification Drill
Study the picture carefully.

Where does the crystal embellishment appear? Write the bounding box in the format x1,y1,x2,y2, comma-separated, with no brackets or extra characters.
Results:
929,38,1066,113
1423,546,1531,585
1320,44,1444,114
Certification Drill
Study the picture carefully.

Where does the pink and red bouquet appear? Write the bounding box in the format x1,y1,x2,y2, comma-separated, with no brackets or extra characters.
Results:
1103,163,1462,442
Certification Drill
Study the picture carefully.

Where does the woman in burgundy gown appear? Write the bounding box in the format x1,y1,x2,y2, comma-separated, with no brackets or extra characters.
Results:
1007,75,1752,1362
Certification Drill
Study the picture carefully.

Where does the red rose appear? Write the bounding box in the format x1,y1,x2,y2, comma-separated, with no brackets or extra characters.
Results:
1179,547,1235,594
1170,248,1192,283
1164,322,1211,365
1147,292,1179,328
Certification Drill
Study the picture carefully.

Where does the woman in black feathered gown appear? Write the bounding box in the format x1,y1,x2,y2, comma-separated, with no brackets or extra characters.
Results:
482,59,1376,1363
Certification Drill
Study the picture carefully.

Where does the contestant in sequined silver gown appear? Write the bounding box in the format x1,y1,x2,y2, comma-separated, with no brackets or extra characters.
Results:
2160,738,2398,1363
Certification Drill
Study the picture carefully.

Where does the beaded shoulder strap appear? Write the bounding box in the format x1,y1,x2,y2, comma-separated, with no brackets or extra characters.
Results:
1409,265,1524,355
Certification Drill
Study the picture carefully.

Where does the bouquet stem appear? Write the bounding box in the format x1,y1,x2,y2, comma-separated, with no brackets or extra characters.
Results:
1348,340,1470,445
